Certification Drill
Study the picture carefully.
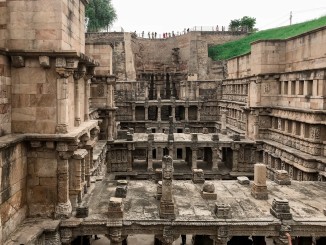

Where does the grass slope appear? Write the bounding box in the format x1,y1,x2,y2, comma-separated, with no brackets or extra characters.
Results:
208,15,326,61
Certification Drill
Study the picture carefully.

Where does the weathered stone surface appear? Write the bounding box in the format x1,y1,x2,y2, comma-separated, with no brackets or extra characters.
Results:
237,176,250,185
192,169,205,184
202,181,215,193
274,170,291,185
215,203,231,218
75,206,89,218
270,198,292,220
115,185,128,198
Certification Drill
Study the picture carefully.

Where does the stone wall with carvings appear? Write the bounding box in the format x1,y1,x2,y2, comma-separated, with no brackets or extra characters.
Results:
0,141,28,243
0,54,11,136
86,31,246,81
4,0,86,52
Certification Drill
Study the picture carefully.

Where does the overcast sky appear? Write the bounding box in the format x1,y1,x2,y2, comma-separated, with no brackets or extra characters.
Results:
110,0,326,35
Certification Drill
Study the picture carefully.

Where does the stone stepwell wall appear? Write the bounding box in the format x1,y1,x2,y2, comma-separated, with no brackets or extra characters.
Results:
0,141,28,243
4,0,86,52
0,54,11,136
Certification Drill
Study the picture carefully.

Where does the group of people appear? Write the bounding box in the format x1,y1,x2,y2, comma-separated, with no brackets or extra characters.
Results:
133,28,191,39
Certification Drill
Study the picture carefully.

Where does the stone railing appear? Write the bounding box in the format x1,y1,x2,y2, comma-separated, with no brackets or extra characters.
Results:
265,130,322,156
222,94,247,103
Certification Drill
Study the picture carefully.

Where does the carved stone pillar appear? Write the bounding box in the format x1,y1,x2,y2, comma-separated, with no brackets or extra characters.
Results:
84,79,91,121
191,147,198,170
231,144,239,172
74,80,81,126
221,109,227,134
157,85,161,99
212,147,219,172
132,104,136,121
108,228,126,245
197,107,201,121
55,143,72,219
127,144,133,172
185,106,189,121
84,140,95,188
107,112,113,141
60,228,72,244
70,149,88,210
157,106,161,121
56,77,69,133
145,106,149,121
160,156,175,219
145,82,149,99
148,134,154,171
171,106,176,122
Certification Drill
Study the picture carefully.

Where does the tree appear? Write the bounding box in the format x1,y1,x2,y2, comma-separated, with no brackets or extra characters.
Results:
229,19,241,31
229,16,256,32
240,16,256,32
85,0,117,32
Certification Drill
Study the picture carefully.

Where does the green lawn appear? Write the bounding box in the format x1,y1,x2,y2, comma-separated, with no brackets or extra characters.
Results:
208,15,326,61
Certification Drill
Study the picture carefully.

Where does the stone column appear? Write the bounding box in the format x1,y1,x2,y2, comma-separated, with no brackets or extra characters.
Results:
84,140,95,188
145,82,149,99
74,80,81,126
60,228,73,245
185,106,189,121
127,144,133,172
70,149,88,210
251,163,268,200
157,85,161,99
221,109,227,134
56,77,69,133
148,134,154,171
191,147,198,170
55,143,72,219
107,112,113,141
145,105,149,121
157,106,162,121
160,156,175,219
108,228,125,245
212,147,219,172
171,106,176,122
231,144,239,172
132,104,136,121
84,79,90,121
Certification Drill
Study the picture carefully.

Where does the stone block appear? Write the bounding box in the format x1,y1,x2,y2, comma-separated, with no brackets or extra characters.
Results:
126,133,133,141
201,191,217,200
184,128,190,134
274,170,291,185
159,200,175,219
117,180,128,186
39,56,50,68
237,176,250,185
251,183,268,200
270,198,292,220
192,169,205,184
324,208,326,216
76,206,89,218
115,185,127,198
215,203,231,218
108,197,123,219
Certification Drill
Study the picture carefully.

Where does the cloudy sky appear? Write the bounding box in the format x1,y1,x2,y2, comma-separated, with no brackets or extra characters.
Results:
110,0,326,35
